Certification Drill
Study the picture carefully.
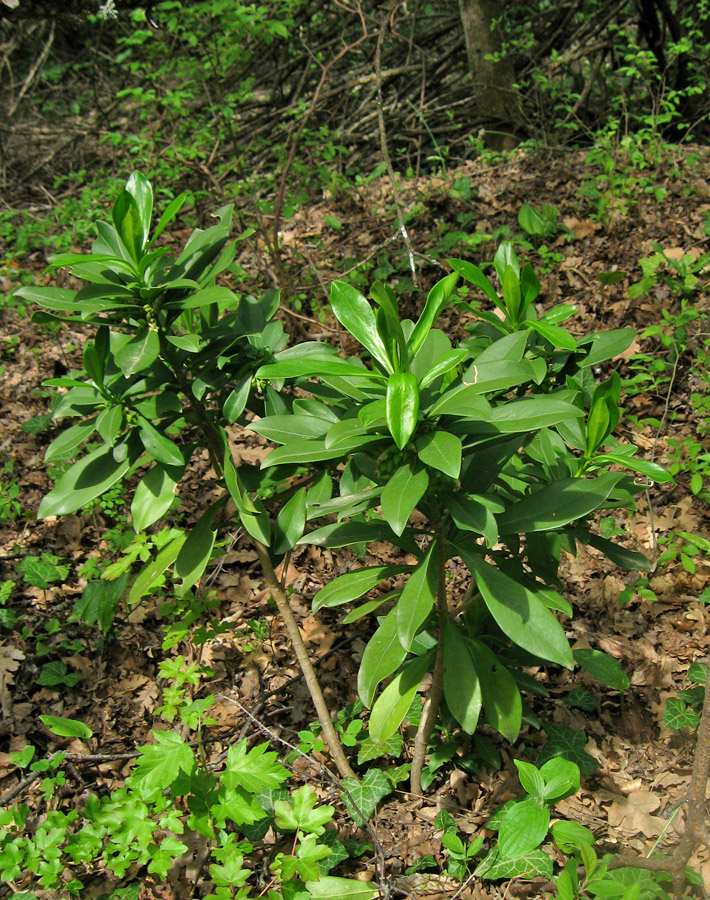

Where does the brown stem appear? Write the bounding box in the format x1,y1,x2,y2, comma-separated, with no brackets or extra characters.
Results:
410,532,448,795
253,540,357,781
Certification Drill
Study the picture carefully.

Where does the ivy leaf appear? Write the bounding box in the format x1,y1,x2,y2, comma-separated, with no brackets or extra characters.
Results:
341,769,392,826
17,553,69,589
536,725,597,774
663,698,700,730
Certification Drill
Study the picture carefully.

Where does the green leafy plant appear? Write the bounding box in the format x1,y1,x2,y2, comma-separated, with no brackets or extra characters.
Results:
0,713,374,899
251,240,669,793
16,171,356,780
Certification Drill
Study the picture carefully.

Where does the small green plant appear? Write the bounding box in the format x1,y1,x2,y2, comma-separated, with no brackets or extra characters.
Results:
0,713,373,899
0,459,21,522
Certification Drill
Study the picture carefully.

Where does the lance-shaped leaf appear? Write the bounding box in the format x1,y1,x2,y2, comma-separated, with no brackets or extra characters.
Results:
368,651,433,744
175,499,224,593
526,320,577,350
460,551,573,669
132,460,185,532
139,418,185,467
416,431,461,479
381,462,429,536
223,446,270,546
396,540,438,651
273,487,307,556
38,443,131,518
488,397,583,433
257,357,385,380
358,606,408,708
496,473,625,534
129,531,186,606
313,565,411,613
408,271,459,357
126,171,154,250
371,281,408,371
467,638,522,742
447,259,502,309
115,326,160,377
386,372,419,450
112,188,144,263
300,521,419,554
330,281,393,373
443,621,482,733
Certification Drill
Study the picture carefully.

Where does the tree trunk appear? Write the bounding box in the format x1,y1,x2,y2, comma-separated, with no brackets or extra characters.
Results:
458,0,522,149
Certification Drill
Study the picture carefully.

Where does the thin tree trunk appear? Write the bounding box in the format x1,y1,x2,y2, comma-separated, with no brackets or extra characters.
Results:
458,0,522,148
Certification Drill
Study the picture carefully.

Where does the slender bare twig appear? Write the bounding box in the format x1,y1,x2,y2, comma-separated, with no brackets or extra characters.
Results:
374,2,419,288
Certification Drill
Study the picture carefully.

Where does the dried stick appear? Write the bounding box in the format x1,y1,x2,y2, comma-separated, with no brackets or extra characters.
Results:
374,2,419,289
271,23,370,285
8,21,55,118
252,539,357,780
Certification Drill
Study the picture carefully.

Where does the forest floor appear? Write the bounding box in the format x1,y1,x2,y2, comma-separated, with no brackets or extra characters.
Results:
1,143,709,899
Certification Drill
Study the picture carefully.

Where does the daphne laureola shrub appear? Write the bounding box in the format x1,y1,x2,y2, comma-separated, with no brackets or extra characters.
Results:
9,172,672,893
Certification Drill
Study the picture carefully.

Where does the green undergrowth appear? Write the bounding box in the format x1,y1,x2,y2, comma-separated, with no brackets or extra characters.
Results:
0,169,706,898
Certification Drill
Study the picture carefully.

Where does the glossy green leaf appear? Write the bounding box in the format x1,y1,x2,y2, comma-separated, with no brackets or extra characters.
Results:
396,540,438,651
129,531,186,606
126,171,153,249
462,552,574,668
488,397,583,433
301,521,418,554
39,714,93,739
386,372,419,450
139,419,184,467
539,758,580,802
306,876,378,900
514,759,546,799
371,281,408,371
38,444,131,518
44,419,97,463
273,487,307,555
498,800,550,859
586,534,651,570
467,638,522,742
314,566,410,613
418,348,468,389
261,440,350,468
223,448,271,546
250,415,331,444
381,462,429,536
112,188,144,262
502,266,521,321
416,431,461,478
427,384,493,419
497,473,625,534
408,271,459,357
443,622,481,733
447,259,502,308
593,452,674,482
494,241,520,280
115,326,160,376
131,461,184,532
446,494,499,547
461,359,537,394
526,320,577,350
368,652,432,744
580,329,636,367
149,190,190,247
257,357,384,380
358,607,408,708
175,502,221,592
330,280,393,373
573,649,630,692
